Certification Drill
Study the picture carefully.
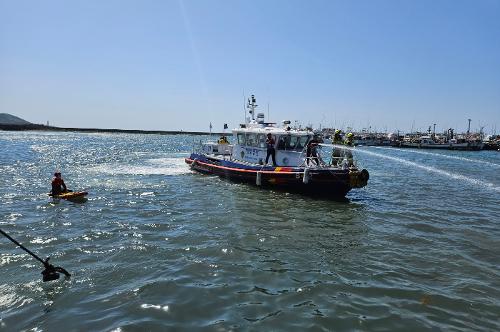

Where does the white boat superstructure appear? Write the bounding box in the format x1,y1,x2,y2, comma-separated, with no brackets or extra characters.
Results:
229,94,316,167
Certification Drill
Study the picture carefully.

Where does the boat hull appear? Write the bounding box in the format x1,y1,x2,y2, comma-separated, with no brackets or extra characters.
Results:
186,154,368,197
399,142,483,150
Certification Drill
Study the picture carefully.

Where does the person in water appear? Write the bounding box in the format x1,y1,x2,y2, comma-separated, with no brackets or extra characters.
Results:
265,133,277,166
51,172,68,195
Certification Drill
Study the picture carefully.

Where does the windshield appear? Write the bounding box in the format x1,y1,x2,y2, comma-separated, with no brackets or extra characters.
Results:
277,135,310,151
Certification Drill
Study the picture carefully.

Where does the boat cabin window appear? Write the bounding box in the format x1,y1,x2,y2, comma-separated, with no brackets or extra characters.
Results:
237,133,246,145
277,135,288,150
246,133,257,147
295,136,309,151
257,134,266,148
277,135,310,151
287,136,299,149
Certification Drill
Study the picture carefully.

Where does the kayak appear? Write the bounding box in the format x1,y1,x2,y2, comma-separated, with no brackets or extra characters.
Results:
49,191,88,202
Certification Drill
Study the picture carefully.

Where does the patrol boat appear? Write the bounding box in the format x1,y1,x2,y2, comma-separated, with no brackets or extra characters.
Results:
185,95,369,197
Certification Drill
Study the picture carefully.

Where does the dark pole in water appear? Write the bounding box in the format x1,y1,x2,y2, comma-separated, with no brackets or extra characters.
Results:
0,228,71,282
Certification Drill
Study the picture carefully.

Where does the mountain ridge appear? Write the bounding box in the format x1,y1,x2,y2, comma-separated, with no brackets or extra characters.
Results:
0,113,32,125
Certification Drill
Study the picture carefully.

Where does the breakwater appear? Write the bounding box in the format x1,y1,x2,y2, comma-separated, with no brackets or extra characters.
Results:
0,123,229,136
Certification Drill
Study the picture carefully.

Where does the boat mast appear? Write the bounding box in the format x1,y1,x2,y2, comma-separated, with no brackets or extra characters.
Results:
246,94,257,123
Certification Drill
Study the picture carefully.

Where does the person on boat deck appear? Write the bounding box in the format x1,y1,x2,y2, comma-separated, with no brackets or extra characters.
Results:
344,133,355,167
331,129,343,166
218,136,229,144
265,133,277,166
51,172,68,195
306,135,321,165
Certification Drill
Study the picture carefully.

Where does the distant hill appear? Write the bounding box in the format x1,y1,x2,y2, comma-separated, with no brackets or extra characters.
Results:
0,113,31,125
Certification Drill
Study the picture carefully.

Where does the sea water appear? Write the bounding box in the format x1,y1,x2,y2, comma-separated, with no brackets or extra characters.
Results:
1,131,499,331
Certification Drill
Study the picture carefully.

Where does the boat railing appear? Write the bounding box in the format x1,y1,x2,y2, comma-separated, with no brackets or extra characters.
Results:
300,144,358,169
192,139,233,157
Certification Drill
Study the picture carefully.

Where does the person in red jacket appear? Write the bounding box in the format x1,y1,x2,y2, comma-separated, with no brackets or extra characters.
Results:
51,172,67,195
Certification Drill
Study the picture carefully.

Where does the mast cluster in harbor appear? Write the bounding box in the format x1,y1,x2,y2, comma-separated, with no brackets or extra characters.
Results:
318,120,499,151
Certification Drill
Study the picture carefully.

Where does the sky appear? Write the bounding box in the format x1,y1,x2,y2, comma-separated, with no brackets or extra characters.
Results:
1,0,499,133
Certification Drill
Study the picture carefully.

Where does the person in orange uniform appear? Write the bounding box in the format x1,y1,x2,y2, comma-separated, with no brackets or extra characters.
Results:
51,172,68,195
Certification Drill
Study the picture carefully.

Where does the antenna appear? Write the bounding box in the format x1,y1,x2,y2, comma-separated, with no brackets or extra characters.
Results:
242,90,246,123
246,94,257,121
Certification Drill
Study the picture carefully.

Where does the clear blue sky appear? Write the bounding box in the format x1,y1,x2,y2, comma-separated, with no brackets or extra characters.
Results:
1,0,499,133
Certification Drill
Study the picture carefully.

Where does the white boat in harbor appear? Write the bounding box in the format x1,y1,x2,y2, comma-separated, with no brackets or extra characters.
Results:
400,135,484,150
186,95,369,197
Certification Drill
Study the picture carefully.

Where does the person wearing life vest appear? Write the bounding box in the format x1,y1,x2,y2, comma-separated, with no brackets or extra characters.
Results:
265,133,277,166
345,132,354,146
344,133,354,166
331,129,343,166
51,172,68,195
333,129,342,144
218,136,229,144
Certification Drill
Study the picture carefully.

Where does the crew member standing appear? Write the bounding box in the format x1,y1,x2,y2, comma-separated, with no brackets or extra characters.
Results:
306,135,321,166
344,133,355,167
265,133,277,166
332,129,343,166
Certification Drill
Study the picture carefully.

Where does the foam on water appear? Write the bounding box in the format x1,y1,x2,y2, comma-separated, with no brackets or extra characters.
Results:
373,146,500,168
91,157,192,176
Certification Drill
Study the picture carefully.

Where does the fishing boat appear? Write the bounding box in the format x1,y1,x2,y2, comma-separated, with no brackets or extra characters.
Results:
185,95,369,197
400,135,483,150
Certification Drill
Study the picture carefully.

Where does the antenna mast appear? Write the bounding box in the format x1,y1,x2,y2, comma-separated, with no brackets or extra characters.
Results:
246,94,257,122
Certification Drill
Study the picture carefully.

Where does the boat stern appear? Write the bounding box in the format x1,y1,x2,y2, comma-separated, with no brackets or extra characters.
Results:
349,169,370,188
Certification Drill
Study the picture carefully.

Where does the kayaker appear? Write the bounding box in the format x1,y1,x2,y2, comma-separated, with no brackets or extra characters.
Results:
51,172,68,195
265,133,277,166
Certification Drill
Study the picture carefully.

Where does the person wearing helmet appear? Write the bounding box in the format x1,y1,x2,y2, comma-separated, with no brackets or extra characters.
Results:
51,172,68,195
345,132,354,146
331,129,343,166
333,129,342,144
344,133,354,166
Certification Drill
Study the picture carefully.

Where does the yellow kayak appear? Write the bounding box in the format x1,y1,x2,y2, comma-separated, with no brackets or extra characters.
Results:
49,191,88,202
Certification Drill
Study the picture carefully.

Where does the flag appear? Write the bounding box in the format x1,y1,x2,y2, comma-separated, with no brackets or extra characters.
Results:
224,123,228,129
209,122,212,130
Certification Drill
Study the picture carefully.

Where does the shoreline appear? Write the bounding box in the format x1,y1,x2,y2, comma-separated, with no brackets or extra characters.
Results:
0,124,230,136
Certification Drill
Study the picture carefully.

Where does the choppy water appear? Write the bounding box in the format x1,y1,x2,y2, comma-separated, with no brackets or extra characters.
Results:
1,131,499,331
